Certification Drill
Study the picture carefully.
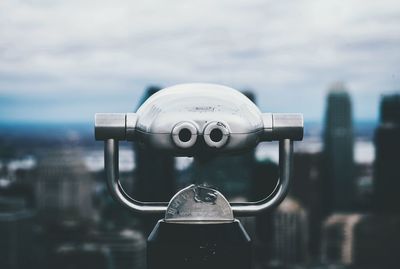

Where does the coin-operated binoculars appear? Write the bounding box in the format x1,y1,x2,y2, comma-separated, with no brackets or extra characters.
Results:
95,83,303,269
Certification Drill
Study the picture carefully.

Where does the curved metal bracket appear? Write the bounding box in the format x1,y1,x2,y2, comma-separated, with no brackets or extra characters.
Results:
230,139,293,215
104,138,293,216
105,139,168,214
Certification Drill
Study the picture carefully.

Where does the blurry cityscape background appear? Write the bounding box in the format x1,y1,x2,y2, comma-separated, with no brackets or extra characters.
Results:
1,85,399,269
1,0,400,269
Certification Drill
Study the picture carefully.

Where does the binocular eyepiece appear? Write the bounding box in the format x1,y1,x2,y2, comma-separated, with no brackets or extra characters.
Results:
204,121,230,148
171,121,230,149
171,121,198,148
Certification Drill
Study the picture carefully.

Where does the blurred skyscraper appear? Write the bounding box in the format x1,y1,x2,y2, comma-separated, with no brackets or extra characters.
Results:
0,196,34,269
321,213,362,265
373,94,400,213
292,152,323,257
321,213,400,268
353,215,400,268
271,197,309,266
34,149,95,225
323,83,354,213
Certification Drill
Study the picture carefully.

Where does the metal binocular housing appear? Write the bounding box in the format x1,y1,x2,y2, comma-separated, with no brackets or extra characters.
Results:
95,83,303,216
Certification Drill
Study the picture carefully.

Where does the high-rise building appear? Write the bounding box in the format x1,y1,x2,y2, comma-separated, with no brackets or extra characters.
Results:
321,213,363,265
353,215,400,268
271,197,309,266
321,214,400,268
292,152,324,258
373,94,400,213
0,197,35,269
34,149,95,225
323,83,354,213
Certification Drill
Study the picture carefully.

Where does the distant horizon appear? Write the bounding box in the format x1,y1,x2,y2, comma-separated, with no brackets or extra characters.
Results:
0,87,385,124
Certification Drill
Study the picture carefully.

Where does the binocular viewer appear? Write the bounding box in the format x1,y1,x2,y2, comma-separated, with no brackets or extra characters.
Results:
95,84,302,154
95,83,303,216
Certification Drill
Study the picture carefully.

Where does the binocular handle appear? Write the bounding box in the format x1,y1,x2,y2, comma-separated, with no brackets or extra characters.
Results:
104,138,293,216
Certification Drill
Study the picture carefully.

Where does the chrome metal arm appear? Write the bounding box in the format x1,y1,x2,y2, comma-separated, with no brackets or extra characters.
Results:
104,138,293,216
105,139,168,214
230,139,293,215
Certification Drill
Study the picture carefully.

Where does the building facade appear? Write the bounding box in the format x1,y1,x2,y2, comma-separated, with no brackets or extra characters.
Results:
323,83,354,213
374,94,400,213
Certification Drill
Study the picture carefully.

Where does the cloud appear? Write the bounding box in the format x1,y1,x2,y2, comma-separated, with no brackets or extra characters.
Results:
0,0,399,122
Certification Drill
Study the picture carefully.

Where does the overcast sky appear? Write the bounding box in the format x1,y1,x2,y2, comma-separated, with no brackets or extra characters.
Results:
0,0,399,123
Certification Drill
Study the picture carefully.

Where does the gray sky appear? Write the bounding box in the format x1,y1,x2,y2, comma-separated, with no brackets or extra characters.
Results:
0,0,399,123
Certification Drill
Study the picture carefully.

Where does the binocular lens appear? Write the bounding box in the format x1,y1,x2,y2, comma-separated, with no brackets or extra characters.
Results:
178,128,193,143
204,122,230,148
210,128,224,143
172,122,198,148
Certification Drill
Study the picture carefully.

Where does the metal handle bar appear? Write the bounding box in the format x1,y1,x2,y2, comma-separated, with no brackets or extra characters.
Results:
104,138,293,216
